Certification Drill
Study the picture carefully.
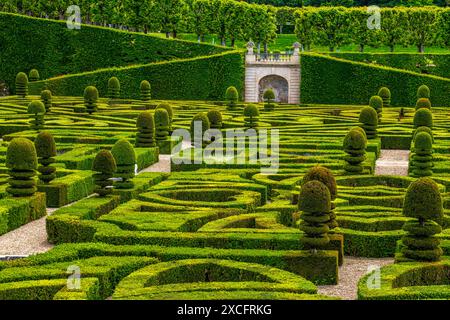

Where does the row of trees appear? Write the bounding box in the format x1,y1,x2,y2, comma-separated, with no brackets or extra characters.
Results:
241,0,448,7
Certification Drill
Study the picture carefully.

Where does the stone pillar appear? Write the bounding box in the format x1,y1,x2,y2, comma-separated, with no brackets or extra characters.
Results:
246,41,256,63
291,42,300,64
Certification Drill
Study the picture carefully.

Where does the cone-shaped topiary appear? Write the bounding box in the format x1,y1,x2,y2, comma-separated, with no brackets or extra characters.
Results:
302,166,338,229
298,180,331,250
84,86,99,114
27,101,45,131
402,177,443,261
92,150,116,197
107,77,120,99
369,95,383,121
414,108,433,129
6,138,38,197
263,89,275,111
343,127,367,174
15,72,28,97
415,98,431,110
154,108,170,142
190,113,210,148
359,106,378,139
207,109,223,129
243,104,259,129
135,111,155,147
417,84,430,99
409,132,433,177
156,103,174,133
377,87,391,108
34,131,57,184
225,86,238,110
140,80,151,101
111,139,136,189
40,90,52,113
29,69,40,82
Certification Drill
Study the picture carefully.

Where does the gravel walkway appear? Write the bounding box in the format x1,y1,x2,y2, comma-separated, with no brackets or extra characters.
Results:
375,149,410,176
139,140,192,174
317,256,394,300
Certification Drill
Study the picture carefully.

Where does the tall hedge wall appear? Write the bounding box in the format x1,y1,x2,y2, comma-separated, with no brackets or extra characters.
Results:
0,12,229,91
29,51,245,101
300,53,450,107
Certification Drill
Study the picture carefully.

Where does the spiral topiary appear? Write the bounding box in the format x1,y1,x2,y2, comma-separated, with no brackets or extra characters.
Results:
402,177,443,261
34,131,57,184
358,106,378,139
156,103,174,133
298,180,331,250
92,150,116,197
140,80,151,101
302,166,338,229
27,101,45,131
243,104,259,129
413,108,433,129
6,138,38,197
107,77,120,99
225,86,239,110
40,90,52,113
29,69,40,82
369,95,383,122
263,89,275,111
15,72,28,97
207,109,223,129
111,139,136,189
415,98,431,110
377,87,391,108
190,113,210,148
154,108,170,142
135,111,155,147
409,132,433,177
417,84,430,99
343,127,367,174
84,86,99,114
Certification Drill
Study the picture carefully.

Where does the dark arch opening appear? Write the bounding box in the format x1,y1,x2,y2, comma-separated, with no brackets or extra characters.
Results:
258,75,289,103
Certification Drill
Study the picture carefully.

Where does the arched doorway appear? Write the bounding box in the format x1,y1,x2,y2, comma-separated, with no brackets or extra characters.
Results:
258,75,289,103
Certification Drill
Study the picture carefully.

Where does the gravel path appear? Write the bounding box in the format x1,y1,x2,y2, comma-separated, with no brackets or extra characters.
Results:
317,256,394,300
139,140,192,174
375,149,410,176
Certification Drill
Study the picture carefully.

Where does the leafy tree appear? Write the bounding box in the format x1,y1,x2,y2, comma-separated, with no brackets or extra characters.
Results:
123,0,153,33
151,0,186,38
380,8,409,52
348,7,381,52
276,6,297,34
406,7,440,53
187,0,213,42
294,8,316,51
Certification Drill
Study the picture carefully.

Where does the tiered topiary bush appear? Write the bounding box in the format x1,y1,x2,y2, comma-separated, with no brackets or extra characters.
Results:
413,108,433,129
298,180,331,250
377,87,391,108
92,150,117,197
154,108,170,142
40,90,52,113
190,113,210,148
358,106,378,139
15,72,28,97
156,103,174,133
302,166,338,229
6,138,38,197
34,131,57,184
417,84,430,100
243,104,259,129
409,132,433,177
343,127,367,174
111,139,136,189
413,126,434,143
27,100,45,131
369,95,383,122
29,69,40,82
140,80,151,101
207,110,223,129
225,86,238,110
135,111,155,147
401,178,443,262
263,89,275,111
107,77,120,99
415,98,431,110
84,86,99,114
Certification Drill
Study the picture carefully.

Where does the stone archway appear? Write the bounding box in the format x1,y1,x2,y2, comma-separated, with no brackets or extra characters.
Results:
258,75,289,103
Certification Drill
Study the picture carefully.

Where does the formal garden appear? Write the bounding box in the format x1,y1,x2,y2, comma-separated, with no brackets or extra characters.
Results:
0,0,449,302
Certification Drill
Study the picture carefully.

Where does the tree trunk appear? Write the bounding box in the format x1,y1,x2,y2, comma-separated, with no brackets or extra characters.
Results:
418,44,424,53
264,43,268,54
359,44,364,52
279,25,283,34
329,47,335,52
197,34,201,43
221,38,226,46
172,30,177,39
144,25,148,34
231,38,235,47
389,45,394,52
165,32,170,38
257,42,261,54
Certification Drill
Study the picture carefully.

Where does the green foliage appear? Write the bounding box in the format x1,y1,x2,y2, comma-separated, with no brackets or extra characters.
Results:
154,108,170,142
413,126,433,143
156,103,174,132
207,109,223,129
377,87,391,107
27,101,45,131
136,112,156,148
190,113,210,147
28,69,40,82
415,98,431,110
369,95,383,120
410,131,433,177
263,89,276,111
15,72,28,97
417,84,430,99
243,104,260,129
92,150,117,197
140,80,151,101
358,106,378,139
413,108,433,129
40,90,52,112
111,139,136,189
225,86,239,109
84,86,99,114
34,131,57,184
107,77,120,99
343,127,367,174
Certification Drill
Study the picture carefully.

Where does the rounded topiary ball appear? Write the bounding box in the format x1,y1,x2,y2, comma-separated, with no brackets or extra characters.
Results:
225,86,238,102
190,113,210,133
41,90,52,101
29,69,40,82
108,77,120,90
84,86,99,101
378,87,391,100
403,177,443,222
369,95,383,111
111,139,136,166
156,103,173,122
15,72,28,97
415,98,431,110
140,80,151,91
244,104,260,117
413,126,433,142
343,127,367,151
137,111,154,129
302,166,337,201
359,106,378,126
414,132,433,151
92,150,117,174
34,131,56,158
417,85,430,99
298,180,331,213
6,138,38,170
263,89,275,101
414,108,433,128
155,108,170,128
27,100,45,114
207,109,223,128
